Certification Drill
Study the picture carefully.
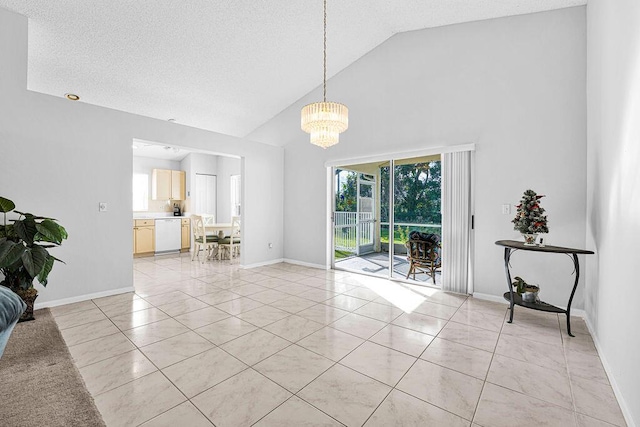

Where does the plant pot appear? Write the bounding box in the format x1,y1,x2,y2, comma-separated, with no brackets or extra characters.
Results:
522,233,538,246
522,286,539,303
16,289,38,322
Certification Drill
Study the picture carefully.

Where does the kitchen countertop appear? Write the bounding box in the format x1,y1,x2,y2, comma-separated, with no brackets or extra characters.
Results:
133,213,190,220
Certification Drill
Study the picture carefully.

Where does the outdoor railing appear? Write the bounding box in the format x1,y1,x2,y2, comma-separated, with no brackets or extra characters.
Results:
334,212,357,226
334,212,441,253
334,212,373,252
380,222,442,232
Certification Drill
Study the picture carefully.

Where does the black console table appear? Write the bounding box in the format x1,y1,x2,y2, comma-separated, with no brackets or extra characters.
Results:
495,240,594,337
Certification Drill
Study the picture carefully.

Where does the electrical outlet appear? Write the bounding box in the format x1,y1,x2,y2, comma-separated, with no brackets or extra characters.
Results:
99,202,107,212
502,204,511,215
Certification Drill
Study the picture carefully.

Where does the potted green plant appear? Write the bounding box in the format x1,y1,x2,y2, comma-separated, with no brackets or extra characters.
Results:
512,276,540,303
512,189,549,245
0,196,68,321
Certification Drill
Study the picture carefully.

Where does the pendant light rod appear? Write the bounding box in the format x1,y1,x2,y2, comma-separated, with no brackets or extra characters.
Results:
300,0,348,149
323,0,327,102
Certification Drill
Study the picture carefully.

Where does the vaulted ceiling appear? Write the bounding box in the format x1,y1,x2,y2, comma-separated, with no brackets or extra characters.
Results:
0,0,585,141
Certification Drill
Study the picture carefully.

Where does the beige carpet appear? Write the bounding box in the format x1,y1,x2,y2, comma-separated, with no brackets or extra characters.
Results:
0,309,106,427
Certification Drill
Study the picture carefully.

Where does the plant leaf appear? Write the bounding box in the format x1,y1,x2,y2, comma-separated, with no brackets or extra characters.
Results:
37,255,55,287
0,197,15,213
21,245,48,278
36,219,66,244
13,215,37,246
49,255,66,264
0,239,26,267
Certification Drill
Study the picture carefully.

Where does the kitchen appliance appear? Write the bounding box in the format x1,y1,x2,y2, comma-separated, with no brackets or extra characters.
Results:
155,218,181,254
173,203,181,216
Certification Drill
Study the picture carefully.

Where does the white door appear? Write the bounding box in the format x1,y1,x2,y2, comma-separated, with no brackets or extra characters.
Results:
357,174,375,255
195,174,217,217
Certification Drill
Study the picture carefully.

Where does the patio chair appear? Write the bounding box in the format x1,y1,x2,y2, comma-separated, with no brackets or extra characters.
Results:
405,233,441,284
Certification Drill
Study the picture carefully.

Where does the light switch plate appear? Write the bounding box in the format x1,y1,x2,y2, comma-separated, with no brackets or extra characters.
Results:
502,204,511,215
99,202,107,212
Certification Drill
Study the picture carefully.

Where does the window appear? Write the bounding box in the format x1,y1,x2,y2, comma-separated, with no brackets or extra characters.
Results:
230,175,241,217
132,173,149,211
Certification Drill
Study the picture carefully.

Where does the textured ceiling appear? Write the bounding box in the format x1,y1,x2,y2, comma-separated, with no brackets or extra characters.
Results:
0,0,585,141
132,140,189,162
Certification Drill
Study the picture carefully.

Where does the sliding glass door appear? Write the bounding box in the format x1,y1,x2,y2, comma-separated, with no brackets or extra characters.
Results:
332,156,442,286
389,155,442,284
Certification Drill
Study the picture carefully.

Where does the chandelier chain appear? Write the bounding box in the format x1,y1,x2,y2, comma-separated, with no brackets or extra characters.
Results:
300,0,348,149
323,0,327,102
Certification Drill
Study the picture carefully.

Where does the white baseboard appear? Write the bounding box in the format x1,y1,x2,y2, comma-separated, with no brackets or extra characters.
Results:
34,287,135,309
283,258,328,270
584,317,637,427
242,258,285,269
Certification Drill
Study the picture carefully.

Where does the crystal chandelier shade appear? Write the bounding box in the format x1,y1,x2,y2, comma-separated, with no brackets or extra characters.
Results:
301,0,348,149
301,101,348,149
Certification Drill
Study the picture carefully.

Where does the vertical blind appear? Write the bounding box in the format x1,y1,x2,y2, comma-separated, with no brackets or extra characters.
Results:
442,150,472,294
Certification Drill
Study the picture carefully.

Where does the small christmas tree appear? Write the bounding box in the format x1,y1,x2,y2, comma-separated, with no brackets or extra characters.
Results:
512,189,549,234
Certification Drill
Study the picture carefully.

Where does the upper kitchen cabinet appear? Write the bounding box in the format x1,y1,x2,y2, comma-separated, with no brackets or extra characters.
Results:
152,169,172,200
152,169,186,200
171,170,186,200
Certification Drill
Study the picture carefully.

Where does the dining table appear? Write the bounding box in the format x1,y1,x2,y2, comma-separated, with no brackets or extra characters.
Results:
204,222,233,237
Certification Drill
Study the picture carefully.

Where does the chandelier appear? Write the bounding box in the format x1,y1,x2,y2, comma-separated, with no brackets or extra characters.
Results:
301,0,348,149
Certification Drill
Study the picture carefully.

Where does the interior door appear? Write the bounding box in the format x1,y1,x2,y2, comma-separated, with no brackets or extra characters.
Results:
195,174,217,218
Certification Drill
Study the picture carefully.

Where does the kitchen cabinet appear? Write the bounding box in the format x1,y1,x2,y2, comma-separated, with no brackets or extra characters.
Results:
152,169,172,200
181,218,191,250
133,219,155,255
152,169,186,200
172,170,186,200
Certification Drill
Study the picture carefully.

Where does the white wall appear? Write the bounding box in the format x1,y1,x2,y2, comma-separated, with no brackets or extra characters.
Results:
585,1,640,424
216,156,242,223
0,7,284,305
250,7,587,308
133,156,180,177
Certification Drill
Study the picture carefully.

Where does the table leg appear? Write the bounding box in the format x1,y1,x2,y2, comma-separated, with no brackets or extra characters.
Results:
504,247,515,323
565,253,580,337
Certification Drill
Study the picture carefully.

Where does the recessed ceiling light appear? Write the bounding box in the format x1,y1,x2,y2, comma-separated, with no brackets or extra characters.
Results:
64,93,80,101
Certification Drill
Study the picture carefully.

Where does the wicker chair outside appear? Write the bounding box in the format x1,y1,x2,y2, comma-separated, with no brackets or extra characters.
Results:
405,238,441,284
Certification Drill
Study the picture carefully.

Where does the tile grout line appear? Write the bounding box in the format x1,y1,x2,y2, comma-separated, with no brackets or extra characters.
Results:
60,255,612,426
469,304,508,425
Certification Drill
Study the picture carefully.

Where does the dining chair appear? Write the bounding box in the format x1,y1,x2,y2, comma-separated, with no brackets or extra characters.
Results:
191,214,218,263
219,216,241,262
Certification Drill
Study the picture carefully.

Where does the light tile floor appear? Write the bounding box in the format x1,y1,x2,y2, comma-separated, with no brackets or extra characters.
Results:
50,253,626,427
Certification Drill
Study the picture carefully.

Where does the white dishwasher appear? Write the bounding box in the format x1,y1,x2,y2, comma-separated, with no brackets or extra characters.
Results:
155,218,182,254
